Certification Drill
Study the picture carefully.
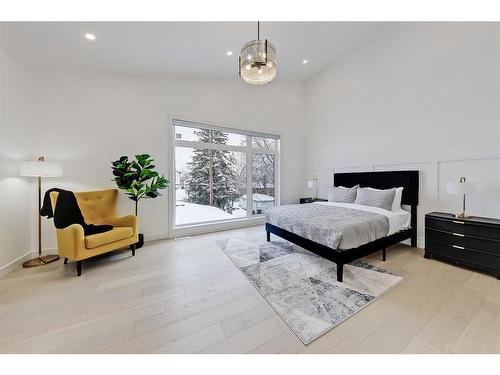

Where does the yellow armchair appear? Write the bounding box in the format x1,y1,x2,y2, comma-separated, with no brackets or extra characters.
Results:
49,189,139,276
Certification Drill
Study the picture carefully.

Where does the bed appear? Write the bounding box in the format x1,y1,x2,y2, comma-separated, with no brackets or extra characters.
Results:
265,170,419,282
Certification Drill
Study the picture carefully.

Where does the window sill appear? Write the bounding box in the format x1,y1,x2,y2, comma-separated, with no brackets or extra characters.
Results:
170,215,265,238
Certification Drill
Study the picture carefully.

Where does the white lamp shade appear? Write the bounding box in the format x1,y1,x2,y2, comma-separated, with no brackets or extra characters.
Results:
20,160,63,177
307,180,318,189
446,181,474,195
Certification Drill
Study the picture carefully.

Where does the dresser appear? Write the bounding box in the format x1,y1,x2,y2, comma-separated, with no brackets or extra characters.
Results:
425,212,500,279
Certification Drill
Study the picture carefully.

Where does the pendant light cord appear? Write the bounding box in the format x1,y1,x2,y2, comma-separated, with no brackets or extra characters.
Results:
257,21,260,41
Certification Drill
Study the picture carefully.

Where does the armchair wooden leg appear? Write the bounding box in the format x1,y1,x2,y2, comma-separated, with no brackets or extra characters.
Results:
64,257,68,264
266,231,270,242
130,244,136,256
382,248,387,261
76,261,82,276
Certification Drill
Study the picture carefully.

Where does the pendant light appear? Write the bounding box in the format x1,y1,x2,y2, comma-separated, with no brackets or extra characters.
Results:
239,22,277,85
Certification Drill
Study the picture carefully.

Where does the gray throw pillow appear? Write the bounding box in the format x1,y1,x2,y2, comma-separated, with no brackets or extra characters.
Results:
355,187,396,211
327,185,358,203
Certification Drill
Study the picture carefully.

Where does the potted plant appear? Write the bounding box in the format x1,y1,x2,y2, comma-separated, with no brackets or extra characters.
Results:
111,154,169,248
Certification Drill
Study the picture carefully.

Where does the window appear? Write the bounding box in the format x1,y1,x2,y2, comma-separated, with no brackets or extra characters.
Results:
172,119,280,227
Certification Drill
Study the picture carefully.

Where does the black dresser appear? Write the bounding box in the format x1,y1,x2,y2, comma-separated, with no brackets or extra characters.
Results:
425,212,500,279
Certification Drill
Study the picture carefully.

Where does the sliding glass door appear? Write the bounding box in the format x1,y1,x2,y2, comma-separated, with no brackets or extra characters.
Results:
172,119,280,227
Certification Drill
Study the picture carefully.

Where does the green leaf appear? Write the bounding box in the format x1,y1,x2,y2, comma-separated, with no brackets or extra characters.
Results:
111,153,168,203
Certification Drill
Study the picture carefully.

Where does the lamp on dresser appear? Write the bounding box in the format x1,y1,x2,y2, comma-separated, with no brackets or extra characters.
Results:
20,157,63,268
446,177,474,219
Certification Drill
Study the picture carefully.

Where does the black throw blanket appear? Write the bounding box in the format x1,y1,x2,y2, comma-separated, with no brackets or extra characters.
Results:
40,188,113,236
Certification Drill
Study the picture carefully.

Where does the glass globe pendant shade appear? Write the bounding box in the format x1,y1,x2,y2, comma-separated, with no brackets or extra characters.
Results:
239,39,277,85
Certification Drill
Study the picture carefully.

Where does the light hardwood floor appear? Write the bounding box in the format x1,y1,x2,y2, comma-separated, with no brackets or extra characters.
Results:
1,225,499,354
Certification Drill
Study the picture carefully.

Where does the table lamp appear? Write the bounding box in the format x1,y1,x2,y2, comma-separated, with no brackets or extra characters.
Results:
307,178,319,199
446,177,474,219
20,157,63,267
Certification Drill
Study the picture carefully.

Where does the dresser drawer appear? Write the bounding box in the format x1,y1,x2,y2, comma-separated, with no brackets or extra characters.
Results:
425,239,500,270
426,217,500,241
426,228,500,255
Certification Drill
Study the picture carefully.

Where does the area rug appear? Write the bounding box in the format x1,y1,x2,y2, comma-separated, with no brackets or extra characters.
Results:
216,237,402,344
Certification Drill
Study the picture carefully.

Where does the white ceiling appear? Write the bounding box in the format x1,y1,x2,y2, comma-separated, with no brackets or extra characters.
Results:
0,22,384,81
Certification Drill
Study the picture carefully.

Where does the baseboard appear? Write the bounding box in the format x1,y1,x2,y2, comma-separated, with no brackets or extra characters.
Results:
0,251,33,278
396,235,424,249
143,233,169,242
417,236,425,249
0,248,63,279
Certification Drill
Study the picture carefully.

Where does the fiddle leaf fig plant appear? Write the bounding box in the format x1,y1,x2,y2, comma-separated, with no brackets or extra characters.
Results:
111,154,169,216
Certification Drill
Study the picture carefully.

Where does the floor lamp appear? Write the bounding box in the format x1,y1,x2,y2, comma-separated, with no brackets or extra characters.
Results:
20,157,63,268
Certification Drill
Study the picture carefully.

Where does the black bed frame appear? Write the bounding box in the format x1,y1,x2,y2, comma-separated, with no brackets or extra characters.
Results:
266,170,419,282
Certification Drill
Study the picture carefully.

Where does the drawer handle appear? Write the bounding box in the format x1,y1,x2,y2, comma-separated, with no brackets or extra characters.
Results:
452,233,465,237
452,245,465,250
452,220,465,224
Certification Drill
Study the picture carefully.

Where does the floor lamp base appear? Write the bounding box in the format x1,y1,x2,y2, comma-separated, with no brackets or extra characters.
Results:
23,254,60,268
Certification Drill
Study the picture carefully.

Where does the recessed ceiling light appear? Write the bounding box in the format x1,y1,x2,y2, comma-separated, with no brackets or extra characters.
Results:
302,59,308,64
85,33,96,41
226,51,233,56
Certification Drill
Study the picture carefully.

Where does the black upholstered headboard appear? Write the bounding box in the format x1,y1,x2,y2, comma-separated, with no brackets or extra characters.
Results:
333,170,419,206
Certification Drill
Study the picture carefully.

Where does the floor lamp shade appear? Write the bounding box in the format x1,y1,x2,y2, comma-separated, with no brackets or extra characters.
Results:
20,160,63,177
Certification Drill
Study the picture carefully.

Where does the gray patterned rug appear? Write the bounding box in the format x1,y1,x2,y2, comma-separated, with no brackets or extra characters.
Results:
217,237,402,344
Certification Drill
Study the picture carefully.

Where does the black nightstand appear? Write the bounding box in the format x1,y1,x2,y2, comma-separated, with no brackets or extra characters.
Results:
425,212,500,279
299,197,327,204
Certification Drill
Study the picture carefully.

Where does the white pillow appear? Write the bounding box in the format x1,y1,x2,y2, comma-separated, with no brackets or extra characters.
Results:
355,187,395,211
367,186,404,211
328,185,358,203
391,187,404,211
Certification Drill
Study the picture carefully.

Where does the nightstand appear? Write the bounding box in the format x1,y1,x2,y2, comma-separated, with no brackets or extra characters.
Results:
425,212,500,279
299,197,327,204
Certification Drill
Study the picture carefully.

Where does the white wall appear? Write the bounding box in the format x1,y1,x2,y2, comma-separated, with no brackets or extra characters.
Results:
0,60,305,266
304,23,500,246
0,49,35,274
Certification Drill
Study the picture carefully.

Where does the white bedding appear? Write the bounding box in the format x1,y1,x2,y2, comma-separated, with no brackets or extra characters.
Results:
312,201,411,235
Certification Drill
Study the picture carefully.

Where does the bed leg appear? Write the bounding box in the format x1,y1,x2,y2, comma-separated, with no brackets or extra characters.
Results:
382,248,386,261
337,263,344,282
411,234,417,248
266,231,270,242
